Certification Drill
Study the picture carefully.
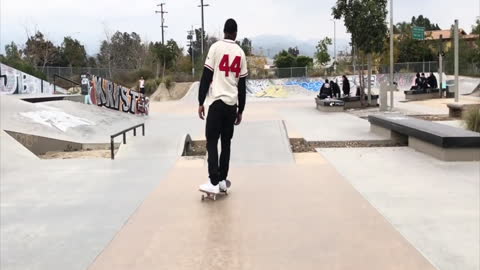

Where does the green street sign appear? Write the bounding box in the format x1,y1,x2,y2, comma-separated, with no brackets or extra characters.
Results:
413,26,425,40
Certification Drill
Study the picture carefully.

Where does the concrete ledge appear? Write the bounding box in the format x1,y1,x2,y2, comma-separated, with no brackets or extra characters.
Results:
409,137,480,161
404,92,442,101
340,96,379,109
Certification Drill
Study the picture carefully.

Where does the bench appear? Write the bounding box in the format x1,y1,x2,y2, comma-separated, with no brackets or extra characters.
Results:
369,114,480,161
447,103,480,118
339,95,379,109
404,89,442,101
315,98,345,112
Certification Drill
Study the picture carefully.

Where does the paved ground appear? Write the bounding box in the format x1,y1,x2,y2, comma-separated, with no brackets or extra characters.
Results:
317,147,480,270
1,87,479,270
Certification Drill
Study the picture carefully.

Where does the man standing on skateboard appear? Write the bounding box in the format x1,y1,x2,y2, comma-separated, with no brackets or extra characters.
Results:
198,18,248,194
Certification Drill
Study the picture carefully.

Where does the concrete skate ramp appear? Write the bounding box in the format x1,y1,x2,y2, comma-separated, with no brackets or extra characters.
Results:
180,82,199,103
446,76,480,95
1,95,144,145
231,120,294,165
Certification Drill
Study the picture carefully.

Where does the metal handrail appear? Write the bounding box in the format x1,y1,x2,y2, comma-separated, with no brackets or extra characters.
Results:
53,74,80,93
110,123,145,160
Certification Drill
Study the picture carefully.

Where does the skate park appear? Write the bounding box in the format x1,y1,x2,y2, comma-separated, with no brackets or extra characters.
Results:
1,66,480,270
2,0,480,268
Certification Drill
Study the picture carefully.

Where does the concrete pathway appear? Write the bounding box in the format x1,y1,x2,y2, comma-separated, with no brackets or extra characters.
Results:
88,155,436,270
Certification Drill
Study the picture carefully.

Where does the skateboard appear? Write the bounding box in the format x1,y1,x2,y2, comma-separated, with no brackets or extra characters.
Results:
199,180,231,201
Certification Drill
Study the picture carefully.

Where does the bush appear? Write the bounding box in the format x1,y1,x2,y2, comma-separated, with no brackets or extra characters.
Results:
464,108,480,133
163,76,174,90
145,79,160,96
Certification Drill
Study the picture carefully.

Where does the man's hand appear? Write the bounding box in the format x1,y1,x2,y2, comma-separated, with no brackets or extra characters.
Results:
198,106,205,120
235,113,242,125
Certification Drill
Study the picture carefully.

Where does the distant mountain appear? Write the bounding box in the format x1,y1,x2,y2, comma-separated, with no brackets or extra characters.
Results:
251,34,350,59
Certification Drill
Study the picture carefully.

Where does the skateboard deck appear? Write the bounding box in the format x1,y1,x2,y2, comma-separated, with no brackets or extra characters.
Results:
199,180,231,201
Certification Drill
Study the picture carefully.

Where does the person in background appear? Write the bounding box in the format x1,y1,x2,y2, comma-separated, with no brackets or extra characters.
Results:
318,79,332,99
331,79,341,99
342,75,350,97
420,73,428,90
139,76,145,96
410,73,422,90
427,73,438,89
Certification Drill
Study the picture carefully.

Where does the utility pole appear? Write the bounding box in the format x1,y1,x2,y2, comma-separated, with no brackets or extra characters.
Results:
389,0,394,110
198,0,210,57
438,34,444,98
187,26,196,77
155,3,168,45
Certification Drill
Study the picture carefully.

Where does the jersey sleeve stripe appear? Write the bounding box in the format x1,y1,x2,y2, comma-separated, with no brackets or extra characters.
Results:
204,64,214,71
240,72,248,78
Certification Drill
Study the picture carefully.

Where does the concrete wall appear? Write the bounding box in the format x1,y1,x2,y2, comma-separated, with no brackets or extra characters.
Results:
90,75,149,114
0,63,64,95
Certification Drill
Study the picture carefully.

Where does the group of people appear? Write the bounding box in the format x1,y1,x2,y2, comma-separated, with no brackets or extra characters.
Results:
317,75,351,100
411,72,438,91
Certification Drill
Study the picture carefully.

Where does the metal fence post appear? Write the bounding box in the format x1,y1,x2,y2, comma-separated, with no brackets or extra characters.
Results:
133,128,137,136
123,133,126,144
142,124,145,136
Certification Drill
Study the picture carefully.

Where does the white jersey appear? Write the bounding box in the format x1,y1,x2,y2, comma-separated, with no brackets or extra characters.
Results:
204,39,248,106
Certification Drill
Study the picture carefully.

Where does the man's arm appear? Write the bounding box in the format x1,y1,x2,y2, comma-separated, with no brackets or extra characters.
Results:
237,77,246,114
198,67,214,106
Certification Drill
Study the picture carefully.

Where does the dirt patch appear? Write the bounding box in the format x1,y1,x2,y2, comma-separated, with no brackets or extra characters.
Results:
184,140,207,156
410,114,455,121
151,82,193,102
291,139,405,152
39,150,111,159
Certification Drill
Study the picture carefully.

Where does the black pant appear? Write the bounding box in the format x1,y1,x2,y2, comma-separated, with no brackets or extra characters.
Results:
206,100,237,185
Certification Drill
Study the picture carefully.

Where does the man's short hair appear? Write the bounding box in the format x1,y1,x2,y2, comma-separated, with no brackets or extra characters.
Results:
224,19,238,34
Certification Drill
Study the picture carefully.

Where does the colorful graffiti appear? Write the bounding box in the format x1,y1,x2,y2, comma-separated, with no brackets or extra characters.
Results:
90,76,149,115
0,63,61,95
285,79,324,92
255,85,289,98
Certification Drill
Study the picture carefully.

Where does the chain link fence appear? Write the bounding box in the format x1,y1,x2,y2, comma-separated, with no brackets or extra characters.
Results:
36,61,478,86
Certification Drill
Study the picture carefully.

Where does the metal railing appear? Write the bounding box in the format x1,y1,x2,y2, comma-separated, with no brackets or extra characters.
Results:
53,74,80,93
110,123,145,160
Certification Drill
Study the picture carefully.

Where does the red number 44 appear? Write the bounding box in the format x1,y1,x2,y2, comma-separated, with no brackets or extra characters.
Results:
219,54,241,78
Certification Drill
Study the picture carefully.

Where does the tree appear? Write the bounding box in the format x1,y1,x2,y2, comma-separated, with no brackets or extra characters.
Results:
240,38,252,56
411,15,440,31
288,47,300,57
296,56,313,67
333,0,388,105
274,50,296,68
24,31,59,70
151,39,183,78
4,42,22,62
315,37,332,66
60,37,87,67
472,19,480,35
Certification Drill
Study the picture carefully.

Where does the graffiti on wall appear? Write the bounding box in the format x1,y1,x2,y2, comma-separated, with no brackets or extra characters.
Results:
89,76,149,115
285,79,324,92
0,63,60,95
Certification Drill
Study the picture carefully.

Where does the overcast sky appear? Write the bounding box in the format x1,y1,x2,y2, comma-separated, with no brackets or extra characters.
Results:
0,0,479,55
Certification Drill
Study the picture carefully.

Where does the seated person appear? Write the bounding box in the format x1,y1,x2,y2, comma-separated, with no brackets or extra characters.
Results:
332,80,341,98
410,73,422,90
318,79,332,99
427,73,438,89
420,73,429,90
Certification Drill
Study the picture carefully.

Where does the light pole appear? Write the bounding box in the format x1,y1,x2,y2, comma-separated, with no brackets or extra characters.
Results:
198,0,210,57
330,19,337,72
454,19,459,103
389,0,394,110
